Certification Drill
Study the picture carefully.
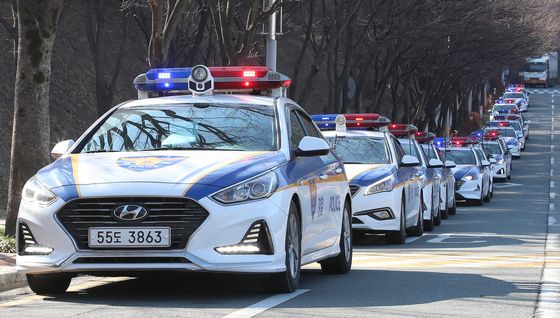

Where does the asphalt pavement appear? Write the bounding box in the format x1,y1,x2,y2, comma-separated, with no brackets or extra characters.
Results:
0,88,558,317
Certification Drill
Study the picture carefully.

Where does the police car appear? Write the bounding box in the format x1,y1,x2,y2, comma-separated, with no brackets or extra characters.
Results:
389,126,443,231
418,134,457,219
16,65,353,294
481,130,512,181
484,123,521,158
491,103,520,120
502,91,529,112
506,84,530,107
312,115,423,244
433,138,459,215
445,137,492,205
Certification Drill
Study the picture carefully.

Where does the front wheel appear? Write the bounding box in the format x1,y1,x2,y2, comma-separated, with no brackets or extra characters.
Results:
320,200,352,274
27,273,72,295
409,195,424,236
448,196,457,215
441,190,449,219
387,196,407,244
270,201,301,293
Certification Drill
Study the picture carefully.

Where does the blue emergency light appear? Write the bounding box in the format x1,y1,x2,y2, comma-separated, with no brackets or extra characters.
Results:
470,130,484,140
434,137,450,148
310,114,339,129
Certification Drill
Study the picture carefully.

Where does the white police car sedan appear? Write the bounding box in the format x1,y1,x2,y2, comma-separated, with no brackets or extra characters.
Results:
16,66,353,294
313,114,423,245
484,126,521,159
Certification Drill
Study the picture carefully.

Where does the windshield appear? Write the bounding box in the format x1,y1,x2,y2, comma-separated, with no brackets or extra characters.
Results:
510,122,522,132
483,143,502,155
503,93,525,99
525,63,547,72
421,144,439,160
399,139,423,163
79,104,277,152
485,128,516,138
327,136,390,164
445,149,477,165
493,105,517,112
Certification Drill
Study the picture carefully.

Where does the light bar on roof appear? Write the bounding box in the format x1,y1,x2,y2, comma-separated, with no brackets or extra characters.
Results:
388,124,418,137
133,66,291,98
483,130,501,140
449,136,478,147
311,113,391,131
434,137,450,148
414,132,436,143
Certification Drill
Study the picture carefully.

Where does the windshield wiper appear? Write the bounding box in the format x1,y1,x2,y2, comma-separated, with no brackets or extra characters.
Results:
343,161,366,164
83,150,119,153
149,147,221,151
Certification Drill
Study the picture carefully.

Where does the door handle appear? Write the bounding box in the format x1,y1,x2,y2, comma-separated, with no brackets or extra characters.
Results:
319,174,329,180
334,168,343,174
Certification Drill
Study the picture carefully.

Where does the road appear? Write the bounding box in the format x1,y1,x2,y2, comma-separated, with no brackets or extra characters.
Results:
0,88,559,318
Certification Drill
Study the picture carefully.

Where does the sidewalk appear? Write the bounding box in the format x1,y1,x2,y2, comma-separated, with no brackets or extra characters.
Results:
0,253,26,292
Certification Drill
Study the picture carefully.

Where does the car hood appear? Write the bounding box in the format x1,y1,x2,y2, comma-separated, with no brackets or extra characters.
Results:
451,164,477,180
345,164,395,187
36,151,287,200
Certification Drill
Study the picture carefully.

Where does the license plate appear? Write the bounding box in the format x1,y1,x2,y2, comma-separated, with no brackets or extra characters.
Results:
88,227,171,248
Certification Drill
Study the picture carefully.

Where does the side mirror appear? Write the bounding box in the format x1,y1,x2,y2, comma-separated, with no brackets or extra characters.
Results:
481,160,491,167
444,160,456,168
51,140,75,159
401,155,420,167
489,158,497,164
294,136,330,157
428,159,444,168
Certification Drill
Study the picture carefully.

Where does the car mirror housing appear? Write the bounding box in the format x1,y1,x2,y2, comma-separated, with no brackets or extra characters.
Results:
428,158,444,168
489,158,497,164
444,160,456,168
294,136,330,157
401,155,420,167
51,140,75,159
481,160,491,167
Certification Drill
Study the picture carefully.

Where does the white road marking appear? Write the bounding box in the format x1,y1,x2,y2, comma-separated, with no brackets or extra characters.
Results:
549,217,557,225
551,181,555,188
405,236,423,243
551,169,554,177
552,158,555,165
427,233,487,244
551,193,556,200
493,183,522,188
549,203,555,211
223,289,309,318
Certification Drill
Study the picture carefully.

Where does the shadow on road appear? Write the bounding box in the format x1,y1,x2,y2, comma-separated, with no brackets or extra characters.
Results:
38,269,535,309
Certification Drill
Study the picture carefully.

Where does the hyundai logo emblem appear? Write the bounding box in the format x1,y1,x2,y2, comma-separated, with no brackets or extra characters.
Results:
112,204,148,221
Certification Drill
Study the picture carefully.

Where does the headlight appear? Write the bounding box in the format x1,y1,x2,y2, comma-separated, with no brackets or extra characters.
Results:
212,171,278,204
498,159,505,164
22,177,58,207
462,169,479,181
365,176,395,196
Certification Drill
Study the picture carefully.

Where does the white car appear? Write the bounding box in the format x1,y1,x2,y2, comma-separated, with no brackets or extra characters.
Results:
490,103,520,120
421,139,457,219
313,115,423,245
502,92,528,112
487,121,525,151
484,126,521,159
445,140,492,205
16,66,353,295
482,133,512,182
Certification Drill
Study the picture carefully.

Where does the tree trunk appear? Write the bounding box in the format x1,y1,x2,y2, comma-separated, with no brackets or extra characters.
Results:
5,0,64,236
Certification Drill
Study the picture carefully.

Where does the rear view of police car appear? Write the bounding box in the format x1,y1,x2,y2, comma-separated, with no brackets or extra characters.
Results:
16,66,353,295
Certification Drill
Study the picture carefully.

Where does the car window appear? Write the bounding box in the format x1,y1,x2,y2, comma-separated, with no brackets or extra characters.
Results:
296,111,322,138
79,104,277,152
445,149,477,165
289,111,307,150
421,144,440,160
392,137,406,163
400,139,425,164
326,136,390,164
483,143,502,155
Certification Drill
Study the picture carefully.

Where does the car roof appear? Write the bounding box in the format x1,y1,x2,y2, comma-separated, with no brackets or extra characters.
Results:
121,94,277,108
322,130,386,138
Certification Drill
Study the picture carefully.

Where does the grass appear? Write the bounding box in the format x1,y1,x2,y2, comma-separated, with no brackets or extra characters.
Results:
0,226,16,254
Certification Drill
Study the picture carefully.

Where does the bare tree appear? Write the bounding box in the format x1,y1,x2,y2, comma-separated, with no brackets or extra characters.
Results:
5,0,65,236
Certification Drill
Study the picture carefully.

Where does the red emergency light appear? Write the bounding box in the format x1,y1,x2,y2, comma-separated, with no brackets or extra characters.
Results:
211,67,291,90
389,124,418,137
414,132,436,143
450,136,478,147
505,99,515,104
498,121,511,127
343,113,391,129
484,130,501,140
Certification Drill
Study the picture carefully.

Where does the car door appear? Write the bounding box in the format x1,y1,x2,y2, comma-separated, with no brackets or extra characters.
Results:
392,137,420,227
287,108,341,254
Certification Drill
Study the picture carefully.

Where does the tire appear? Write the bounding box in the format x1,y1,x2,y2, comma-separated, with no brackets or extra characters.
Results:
441,190,449,220
409,194,424,236
434,204,442,226
26,273,72,295
483,183,491,202
424,192,435,231
387,196,406,244
507,172,512,180
321,200,352,274
448,196,457,215
474,188,484,206
269,201,301,293
490,183,494,199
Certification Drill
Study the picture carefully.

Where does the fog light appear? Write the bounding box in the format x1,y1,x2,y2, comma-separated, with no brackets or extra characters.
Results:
373,211,391,220
215,220,274,255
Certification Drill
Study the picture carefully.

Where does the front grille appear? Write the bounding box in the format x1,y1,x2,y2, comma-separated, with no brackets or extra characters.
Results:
349,185,360,197
73,257,190,264
57,197,209,250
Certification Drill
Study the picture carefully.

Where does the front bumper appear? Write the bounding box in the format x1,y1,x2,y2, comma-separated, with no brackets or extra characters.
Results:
17,193,292,275
492,163,508,180
351,189,401,232
455,179,481,200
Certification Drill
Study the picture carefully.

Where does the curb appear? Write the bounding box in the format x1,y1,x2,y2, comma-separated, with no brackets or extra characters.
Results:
0,269,27,292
